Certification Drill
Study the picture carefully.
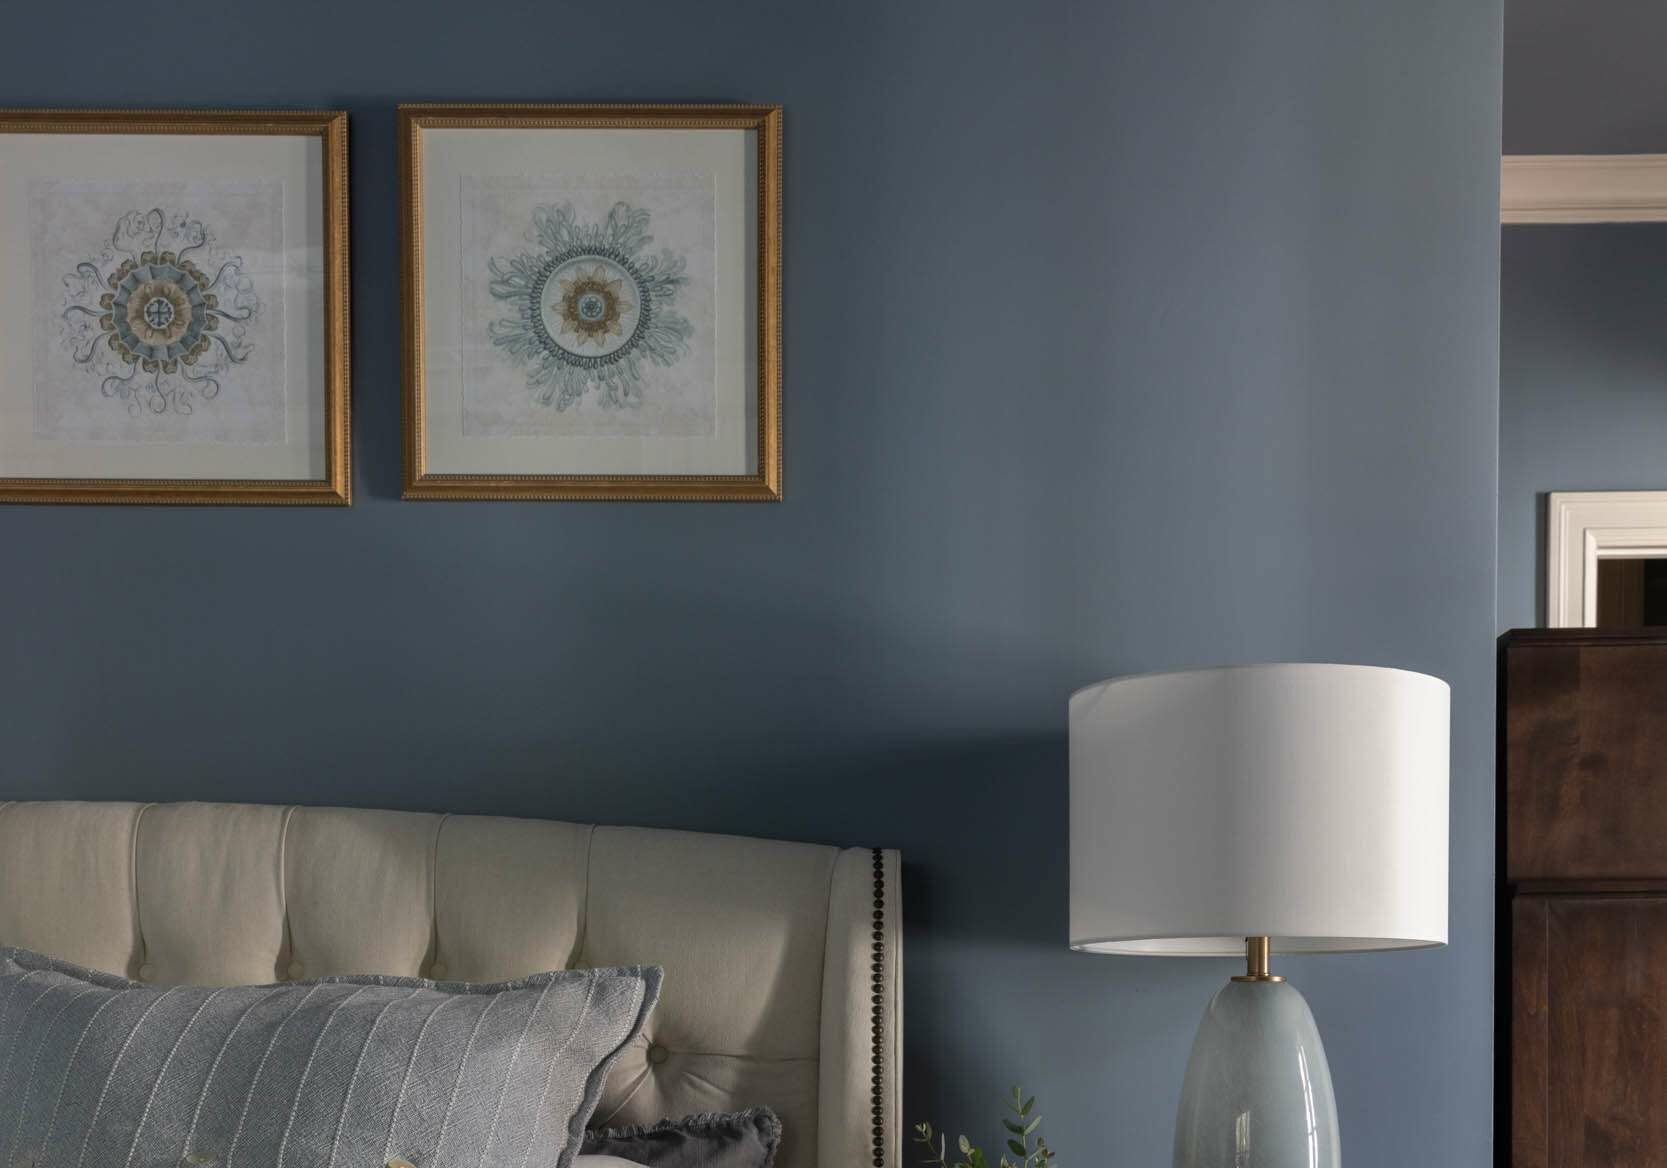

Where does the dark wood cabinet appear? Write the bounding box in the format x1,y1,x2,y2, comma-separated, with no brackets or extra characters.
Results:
1512,895,1667,1167
1502,630,1667,1167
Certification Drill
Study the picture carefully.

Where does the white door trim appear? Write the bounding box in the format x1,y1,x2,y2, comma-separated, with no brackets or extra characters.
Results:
1547,491,1667,627
1502,155,1667,224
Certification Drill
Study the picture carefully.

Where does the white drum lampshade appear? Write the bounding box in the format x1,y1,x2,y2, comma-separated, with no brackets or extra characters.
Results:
1068,663,1450,1168
1069,662,1448,956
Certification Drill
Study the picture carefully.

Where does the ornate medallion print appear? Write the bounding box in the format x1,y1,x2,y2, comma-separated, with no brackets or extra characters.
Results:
547,259,637,355
488,202,692,411
58,208,259,417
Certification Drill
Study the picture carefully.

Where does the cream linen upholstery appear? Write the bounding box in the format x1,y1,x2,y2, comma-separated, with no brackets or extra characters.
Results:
0,801,903,1168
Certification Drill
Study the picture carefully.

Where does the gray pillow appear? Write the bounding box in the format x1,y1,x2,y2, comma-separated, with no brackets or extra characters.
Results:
0,946,660,1168
583,1107,781,1168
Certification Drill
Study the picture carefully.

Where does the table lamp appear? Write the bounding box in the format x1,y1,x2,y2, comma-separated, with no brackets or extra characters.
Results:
1068,663,1449,1168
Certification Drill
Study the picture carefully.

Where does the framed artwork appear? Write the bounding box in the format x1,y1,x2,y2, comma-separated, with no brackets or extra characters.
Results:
399,103,782,501
0,109,350,504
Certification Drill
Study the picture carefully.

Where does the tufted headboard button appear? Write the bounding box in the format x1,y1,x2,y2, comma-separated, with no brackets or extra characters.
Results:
285,960,304,980
429,962,448,979
647,1042,669,1066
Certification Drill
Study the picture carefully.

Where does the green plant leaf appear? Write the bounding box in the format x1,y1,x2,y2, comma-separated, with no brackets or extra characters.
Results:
917,1088,1056,1168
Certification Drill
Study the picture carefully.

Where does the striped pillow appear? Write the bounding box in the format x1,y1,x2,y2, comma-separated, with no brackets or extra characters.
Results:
0,947,660,1168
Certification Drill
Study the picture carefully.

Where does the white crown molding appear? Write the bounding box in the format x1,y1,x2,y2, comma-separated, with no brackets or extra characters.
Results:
1547,491,1667,627
1502,154,1667,224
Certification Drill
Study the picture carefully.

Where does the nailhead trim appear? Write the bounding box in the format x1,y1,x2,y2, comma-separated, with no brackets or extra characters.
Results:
871,847,886,1168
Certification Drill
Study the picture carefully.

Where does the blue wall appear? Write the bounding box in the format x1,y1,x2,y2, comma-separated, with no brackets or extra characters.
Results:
1500,3,1667,630
1499,225,1667,629
0,2,1503,1164
1506,0,1667,154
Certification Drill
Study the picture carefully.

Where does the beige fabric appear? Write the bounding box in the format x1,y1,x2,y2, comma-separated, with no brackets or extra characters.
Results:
285,806,440,978
0,800,140,973
435,813,590,980
0,801,902,1168
584,827,832,1059
821,847,903,1168
136,801,289,984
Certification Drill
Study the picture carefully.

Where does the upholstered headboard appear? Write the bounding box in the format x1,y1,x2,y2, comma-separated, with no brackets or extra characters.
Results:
0,801,902,1168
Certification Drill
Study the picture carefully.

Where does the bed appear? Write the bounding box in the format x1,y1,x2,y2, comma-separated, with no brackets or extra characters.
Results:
0,800,902,1168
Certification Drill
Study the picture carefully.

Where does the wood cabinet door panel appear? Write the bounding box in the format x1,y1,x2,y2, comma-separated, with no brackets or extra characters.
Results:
1506,640,1667,880
1515,895,1667,1166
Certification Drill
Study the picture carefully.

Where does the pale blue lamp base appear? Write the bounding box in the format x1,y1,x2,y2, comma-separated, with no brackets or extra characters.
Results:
1174,979,1339,1168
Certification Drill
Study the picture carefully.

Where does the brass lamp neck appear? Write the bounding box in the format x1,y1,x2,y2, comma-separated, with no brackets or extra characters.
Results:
1231,936,1284,983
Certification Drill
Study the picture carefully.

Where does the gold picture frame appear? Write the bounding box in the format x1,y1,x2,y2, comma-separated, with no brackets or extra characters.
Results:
399,103,782,501
0,108,351,505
